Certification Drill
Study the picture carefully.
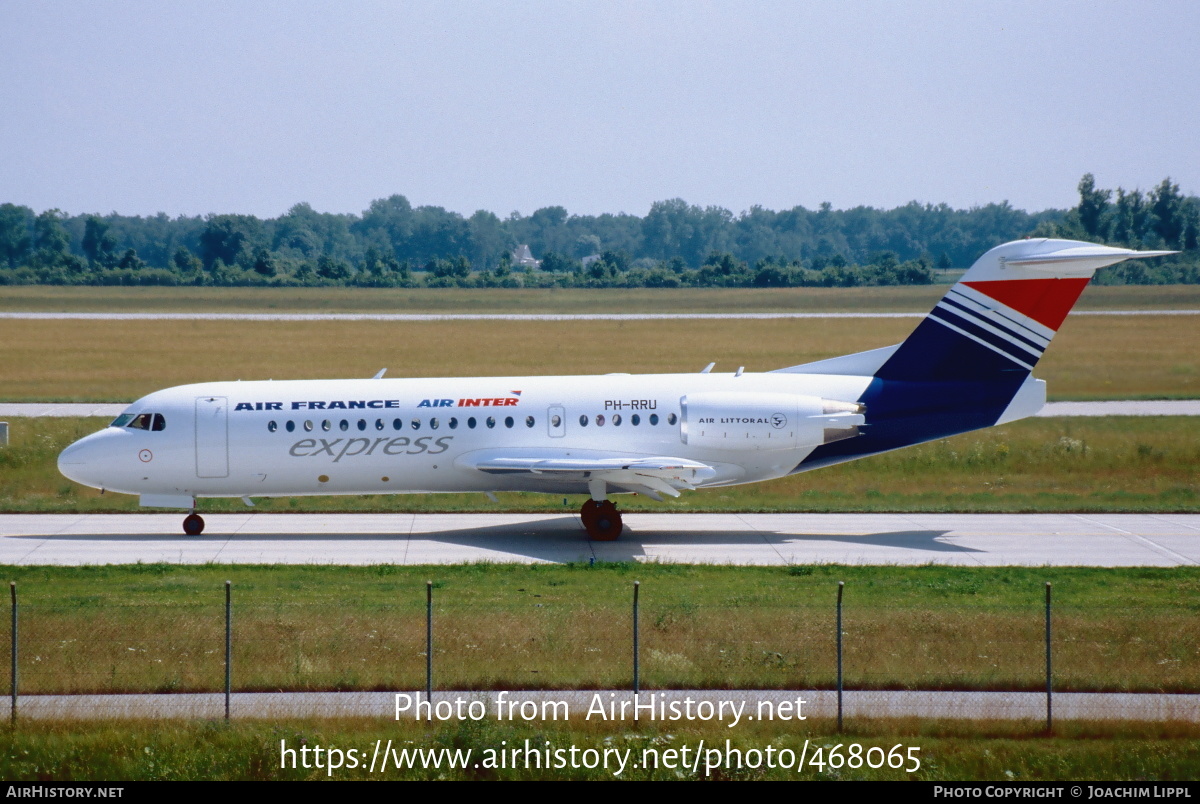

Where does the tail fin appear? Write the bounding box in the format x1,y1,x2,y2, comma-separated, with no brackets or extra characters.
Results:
790,238,1175,472
875,239,1175,382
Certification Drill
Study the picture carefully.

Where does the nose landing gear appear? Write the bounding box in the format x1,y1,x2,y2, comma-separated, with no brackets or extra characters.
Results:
580,499,622,541
183,513,205,536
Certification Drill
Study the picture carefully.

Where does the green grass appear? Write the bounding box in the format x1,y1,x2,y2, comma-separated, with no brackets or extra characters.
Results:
5,564,1199,695
2,564,1198,781
1,718,1198,780
5,416,1197,514
2,310,1196,402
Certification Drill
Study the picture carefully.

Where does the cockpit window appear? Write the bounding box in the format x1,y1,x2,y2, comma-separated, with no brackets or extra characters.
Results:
114,412,165,431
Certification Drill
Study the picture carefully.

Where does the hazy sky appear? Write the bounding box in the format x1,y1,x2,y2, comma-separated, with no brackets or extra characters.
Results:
2,1,1196,219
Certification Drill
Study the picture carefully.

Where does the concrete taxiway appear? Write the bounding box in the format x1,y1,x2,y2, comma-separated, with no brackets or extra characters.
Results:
1,512,1197,566
3,310,1198,321
5,689,1194,722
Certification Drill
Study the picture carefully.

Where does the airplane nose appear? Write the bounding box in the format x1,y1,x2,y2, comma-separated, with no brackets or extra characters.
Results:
58,431,110,489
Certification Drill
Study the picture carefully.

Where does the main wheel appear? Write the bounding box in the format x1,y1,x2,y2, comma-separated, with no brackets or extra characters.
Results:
580,499,603,530
583,501,622,541
183,513,205,536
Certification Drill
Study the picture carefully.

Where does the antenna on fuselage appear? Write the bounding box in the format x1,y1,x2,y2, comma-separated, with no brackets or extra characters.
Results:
373,368,387,379
700,362,715,374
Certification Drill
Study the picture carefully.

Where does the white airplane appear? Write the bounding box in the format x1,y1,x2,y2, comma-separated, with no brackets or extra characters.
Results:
58,238,1174,540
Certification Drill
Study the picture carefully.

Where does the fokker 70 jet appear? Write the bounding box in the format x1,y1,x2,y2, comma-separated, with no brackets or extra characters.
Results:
58,238,1173,539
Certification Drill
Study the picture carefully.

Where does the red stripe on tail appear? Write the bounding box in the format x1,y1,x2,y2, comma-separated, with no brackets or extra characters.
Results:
961,277,1091,331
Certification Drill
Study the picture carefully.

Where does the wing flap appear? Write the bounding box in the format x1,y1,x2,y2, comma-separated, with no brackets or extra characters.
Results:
459,450,717,493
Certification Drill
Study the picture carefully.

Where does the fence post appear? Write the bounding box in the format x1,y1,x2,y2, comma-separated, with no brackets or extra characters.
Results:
1045,582,1052,733
9,582,15,726
225,580,231,721
426,581,433,704
836,581,844,733
632,581,640,695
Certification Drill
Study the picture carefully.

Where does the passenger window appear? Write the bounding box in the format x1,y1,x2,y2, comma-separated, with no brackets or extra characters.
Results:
304,420,314,432
357,419,367,431
579,415,588,427
551,415,562,428
468,417,477,429
612,414,622,426
376,419,384,431
595,414,605,426
393,418,403,430
340,420,349,431
151,414,166,431
411,418,420,431
430,418,439,430
268,421,277,433
631,414,640,426
668,413,678,425
486,416,496,429
322,420,331,431
526,416,535,428
649,414,659,425
286,420,295,433
502,416,512,428
449,418,458,429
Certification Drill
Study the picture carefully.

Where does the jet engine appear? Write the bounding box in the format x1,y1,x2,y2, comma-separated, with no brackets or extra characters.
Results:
679,392,865,451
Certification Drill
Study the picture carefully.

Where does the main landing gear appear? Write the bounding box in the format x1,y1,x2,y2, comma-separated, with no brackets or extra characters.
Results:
580,499,622,541
183,512,205,536
581,479,623,540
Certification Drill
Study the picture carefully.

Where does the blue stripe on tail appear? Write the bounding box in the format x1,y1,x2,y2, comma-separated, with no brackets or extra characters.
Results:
793,287,1032,472
793,375,1025,472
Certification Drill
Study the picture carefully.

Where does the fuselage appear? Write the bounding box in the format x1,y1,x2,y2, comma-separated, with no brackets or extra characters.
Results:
58,371,875,502
56,238,1175,533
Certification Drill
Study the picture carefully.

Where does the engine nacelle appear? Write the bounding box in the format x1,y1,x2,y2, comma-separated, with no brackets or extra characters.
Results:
679,392,865,451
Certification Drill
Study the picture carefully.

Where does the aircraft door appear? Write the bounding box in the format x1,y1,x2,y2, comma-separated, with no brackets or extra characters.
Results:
195,396,230,478
547,405,565,438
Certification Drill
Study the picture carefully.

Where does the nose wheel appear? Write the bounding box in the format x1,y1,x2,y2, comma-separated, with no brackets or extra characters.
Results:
183,513,205,536
580,500,622,541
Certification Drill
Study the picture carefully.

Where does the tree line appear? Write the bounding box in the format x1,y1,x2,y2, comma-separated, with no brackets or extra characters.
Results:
0,174,1196,288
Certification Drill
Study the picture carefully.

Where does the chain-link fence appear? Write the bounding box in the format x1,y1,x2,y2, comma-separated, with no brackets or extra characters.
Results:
4,576,1198,725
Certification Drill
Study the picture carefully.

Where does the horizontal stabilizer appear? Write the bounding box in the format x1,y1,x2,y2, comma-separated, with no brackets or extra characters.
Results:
1002,244,1177,275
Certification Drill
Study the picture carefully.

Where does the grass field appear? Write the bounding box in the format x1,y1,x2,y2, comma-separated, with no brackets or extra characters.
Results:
6,564,1199,695
3,416,1196,514
1,718,1197,780
3,564,1197,781
5,283,1200,314
1,313,1197,402
4,286,1198,783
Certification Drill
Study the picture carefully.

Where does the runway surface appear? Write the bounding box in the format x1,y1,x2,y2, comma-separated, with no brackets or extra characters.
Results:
2,310,1197,322
2,513,1197,566
4,400,1200,418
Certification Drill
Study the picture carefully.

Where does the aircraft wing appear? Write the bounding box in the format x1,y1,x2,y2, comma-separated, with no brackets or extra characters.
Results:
457,450,717,500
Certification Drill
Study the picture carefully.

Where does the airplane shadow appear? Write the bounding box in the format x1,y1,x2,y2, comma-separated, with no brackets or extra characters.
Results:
7,517,981,564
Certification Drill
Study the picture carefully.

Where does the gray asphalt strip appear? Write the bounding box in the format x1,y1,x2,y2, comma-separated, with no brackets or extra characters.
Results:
3,513,1198,567
4,689,1196,722
3,310,1198,322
